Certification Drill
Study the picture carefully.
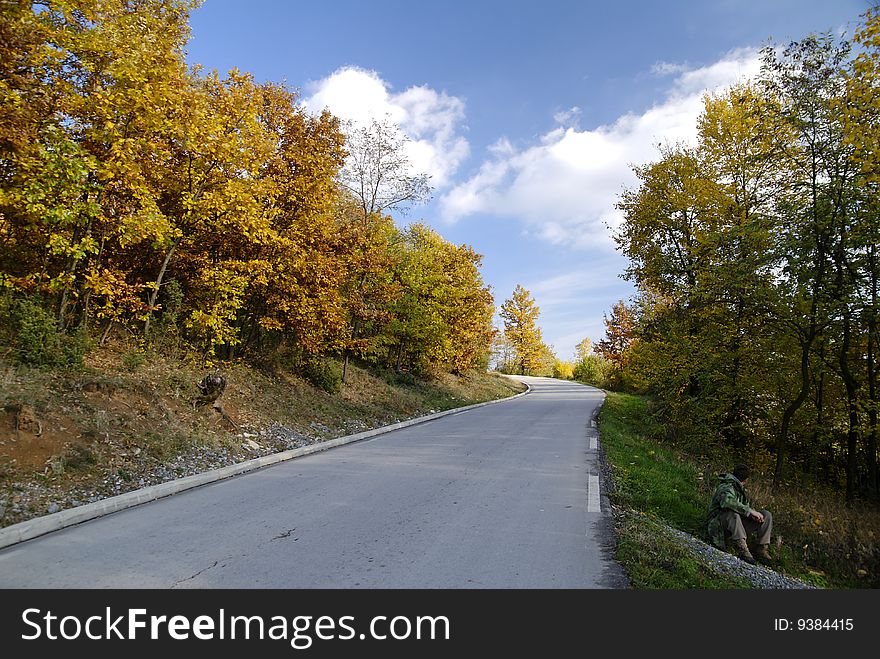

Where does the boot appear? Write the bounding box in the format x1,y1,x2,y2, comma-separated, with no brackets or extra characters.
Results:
733,538,756,565
756,544,773,565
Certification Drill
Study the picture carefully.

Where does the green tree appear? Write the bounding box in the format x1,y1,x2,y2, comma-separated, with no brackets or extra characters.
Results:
759,33,856,490
573,354,611,388
841,9,880,498
612,18,880,501
388,224,494,374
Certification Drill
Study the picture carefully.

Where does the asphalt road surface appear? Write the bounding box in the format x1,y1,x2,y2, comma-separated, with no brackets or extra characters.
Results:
0,376,627,588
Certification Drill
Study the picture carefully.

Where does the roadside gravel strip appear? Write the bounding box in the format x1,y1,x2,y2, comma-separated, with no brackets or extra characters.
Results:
0,382,530,550
671,527,817,589
619,510,817,589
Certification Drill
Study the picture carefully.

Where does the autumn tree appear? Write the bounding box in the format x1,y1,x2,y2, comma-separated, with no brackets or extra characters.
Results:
533,341,558,377
336,201,400,381
0,0,198,333
553,359,574,380
0,0,57,172
237,83,349,361
595,300,636,368
574,337,594,362
0,0,498,390
500,285,544,375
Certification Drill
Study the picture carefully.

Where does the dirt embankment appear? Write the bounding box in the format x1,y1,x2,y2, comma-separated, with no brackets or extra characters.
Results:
0,346,524,528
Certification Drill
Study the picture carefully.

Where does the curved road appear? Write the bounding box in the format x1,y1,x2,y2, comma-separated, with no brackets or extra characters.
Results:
0,376,627,588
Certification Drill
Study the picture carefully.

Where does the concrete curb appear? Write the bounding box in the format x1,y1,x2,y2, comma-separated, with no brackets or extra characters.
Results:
0,377,531,550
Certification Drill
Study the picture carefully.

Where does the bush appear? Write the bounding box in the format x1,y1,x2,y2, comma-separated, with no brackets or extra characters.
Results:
553,360,575,380
301,357,342,394
378,366,412,386
574,354,610,388
122,350,147,372
151,279,184,357
62,443,97,470
3,296,88,368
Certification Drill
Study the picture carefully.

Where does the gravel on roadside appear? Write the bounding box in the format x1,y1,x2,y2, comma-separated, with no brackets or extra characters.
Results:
615,508,817,589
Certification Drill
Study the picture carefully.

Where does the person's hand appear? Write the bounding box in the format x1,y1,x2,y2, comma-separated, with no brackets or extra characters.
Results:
749,509,764,523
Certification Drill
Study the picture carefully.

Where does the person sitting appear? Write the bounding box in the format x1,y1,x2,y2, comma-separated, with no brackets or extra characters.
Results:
706,463,773,565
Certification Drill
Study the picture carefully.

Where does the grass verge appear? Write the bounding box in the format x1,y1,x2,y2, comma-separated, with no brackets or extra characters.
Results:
598,391,880,589
614,510,753,588
600,391,750,588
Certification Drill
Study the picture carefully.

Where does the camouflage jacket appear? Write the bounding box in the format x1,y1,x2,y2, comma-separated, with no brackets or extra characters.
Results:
705,473,753,549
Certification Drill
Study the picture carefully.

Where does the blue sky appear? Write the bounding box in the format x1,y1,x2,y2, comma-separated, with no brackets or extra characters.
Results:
186,0,868,360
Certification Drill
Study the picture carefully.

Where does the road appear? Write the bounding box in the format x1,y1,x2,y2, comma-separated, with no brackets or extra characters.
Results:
0,376,627,588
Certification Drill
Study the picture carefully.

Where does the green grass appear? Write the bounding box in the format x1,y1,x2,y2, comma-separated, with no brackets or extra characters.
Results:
600,391,756,588
615,511,753,589
599,392,707,535
598,391,880,589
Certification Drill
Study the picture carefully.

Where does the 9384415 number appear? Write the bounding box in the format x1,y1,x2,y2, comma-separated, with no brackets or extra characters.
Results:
797,619,853,631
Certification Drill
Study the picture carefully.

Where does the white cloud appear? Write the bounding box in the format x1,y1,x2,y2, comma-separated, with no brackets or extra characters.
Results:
553,106,582,127
651,61,690,76
303,66,469,189
519,263,635,360
440,48,762,248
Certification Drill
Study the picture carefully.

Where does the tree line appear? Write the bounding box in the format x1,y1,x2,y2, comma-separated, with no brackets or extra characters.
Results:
603,11,880,501
0,0,495,385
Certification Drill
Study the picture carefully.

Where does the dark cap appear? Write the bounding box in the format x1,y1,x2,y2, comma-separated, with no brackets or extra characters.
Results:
732,463,750,482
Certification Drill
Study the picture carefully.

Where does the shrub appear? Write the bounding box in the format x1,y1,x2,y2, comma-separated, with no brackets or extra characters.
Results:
574,354,610,388
151,279,184,357
3,296,88,368
301,357,342,394
553,360,575,380
122,350,147,372
62,443,97,469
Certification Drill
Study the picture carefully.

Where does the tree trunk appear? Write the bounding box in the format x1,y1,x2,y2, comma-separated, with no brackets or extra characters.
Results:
56,220,87,330
867,250,878,498
839,313,860,503
78,234,106,332
812,362,829,483
144,235,182,337
774,334,812,490
867,328,878,499
341,318,362,384
99,320,114,346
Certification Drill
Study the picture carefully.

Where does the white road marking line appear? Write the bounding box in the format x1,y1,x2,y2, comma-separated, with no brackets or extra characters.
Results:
590,437,597,450
587,474,601,513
